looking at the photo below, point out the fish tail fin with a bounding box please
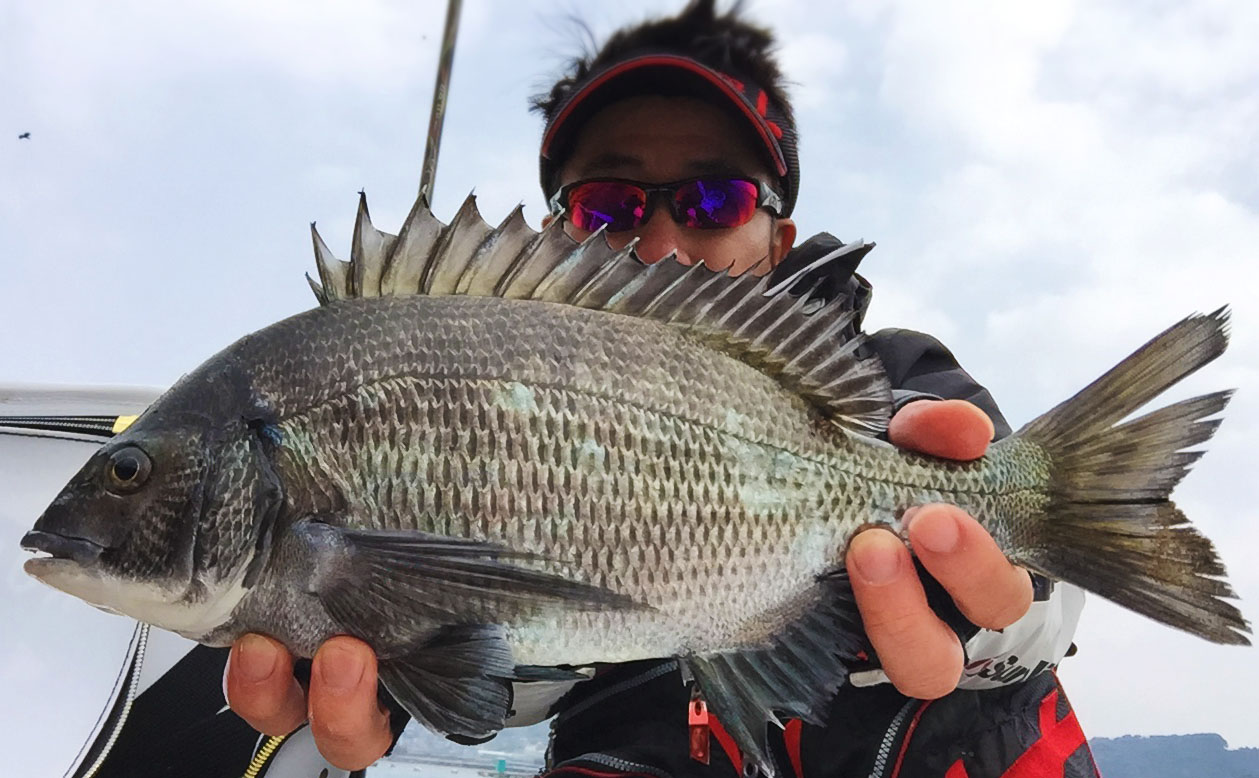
[1009,307,1249,645]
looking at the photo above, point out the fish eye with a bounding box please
[105,447,152,494]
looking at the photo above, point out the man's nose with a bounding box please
[628,206,692,266]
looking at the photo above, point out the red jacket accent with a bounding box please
[1001,688,1088,778]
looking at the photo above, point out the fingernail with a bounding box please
[898,506,922,536]
[318,643,365,692]
[849,531,904,585]
[237,634,278,683]
[913,507,961,553]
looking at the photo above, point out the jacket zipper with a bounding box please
[866,699,917,778]
[559,752,675,778]
[242,734,289,778]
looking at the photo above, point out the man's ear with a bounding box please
[769,217,797,270]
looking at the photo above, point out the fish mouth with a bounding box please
[21,530,106,566]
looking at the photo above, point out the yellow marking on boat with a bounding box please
[112,415,139,434]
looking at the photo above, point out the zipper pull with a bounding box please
[689,698,711,765]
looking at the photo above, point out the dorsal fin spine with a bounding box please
[453,205,530,296]
[310,192,892,434]
[637,261,710,319]
[569,245,641,307]
[494,218,574,298]
[530,234,615,302]
[728,282,784,341]
[748,284,820,355]
[781,311,859,374]
[664,270,731,325]
[311,223,348,301]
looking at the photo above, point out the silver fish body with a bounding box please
[22,194,1248,772]
[207,293,1035,663]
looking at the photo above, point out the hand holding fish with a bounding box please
[848,399,1035,700]
[224,398,1024,769]
[226,633,391,769]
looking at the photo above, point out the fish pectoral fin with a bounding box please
[681,571,868,778]
[379,624,514,740]
[292,518,640,628]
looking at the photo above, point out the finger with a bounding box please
[906,504,1034,630]
[225,633,307,736]
[308,636,393,770]
[888,399,994,461]
[847,528,964,699]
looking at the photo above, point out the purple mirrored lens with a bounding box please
[568,181,647,232]
[674,179,759,229]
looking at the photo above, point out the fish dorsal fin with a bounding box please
[351,192,396,297]
[307,193,890,434]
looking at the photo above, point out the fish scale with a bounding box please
[23,193,1247,777]
[241,298,1023,664]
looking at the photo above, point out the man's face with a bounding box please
[553,95,796,277]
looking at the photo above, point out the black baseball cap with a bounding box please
[539,52,800,217]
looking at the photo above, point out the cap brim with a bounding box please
[540,54,788,178]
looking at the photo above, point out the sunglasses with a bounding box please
[549,176,785,233]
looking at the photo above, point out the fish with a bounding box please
[21,192,1249,774]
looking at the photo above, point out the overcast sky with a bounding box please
[3,0,1258,757]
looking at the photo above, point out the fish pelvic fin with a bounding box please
[681,571,868,777]
[308,192,892,435]
[378,624,514,740]
[1008,307,1249,645]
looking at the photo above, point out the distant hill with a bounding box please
[1089,734,1259,778]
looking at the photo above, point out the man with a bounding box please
[228,2,1094,776]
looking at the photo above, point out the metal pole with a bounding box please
[419,0,464,205]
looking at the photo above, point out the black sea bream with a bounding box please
[22,193,1249,772]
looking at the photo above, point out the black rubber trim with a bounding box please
[0,415,119,437]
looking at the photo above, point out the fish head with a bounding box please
[21,369,281,634]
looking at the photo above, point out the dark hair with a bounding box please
[530,0,795,130]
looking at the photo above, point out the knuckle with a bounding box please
[235,698,301,736]
[864,606,927,638]
[885,646,963,699]
[960,568,1034,629]
[895,670,960,700]
[226,681,273,718]
[312,697,387,745]
[972,588,1033,630]
[314,715,363,745]
[314,714,390,770]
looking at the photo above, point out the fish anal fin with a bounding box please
[682,572,866,778]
